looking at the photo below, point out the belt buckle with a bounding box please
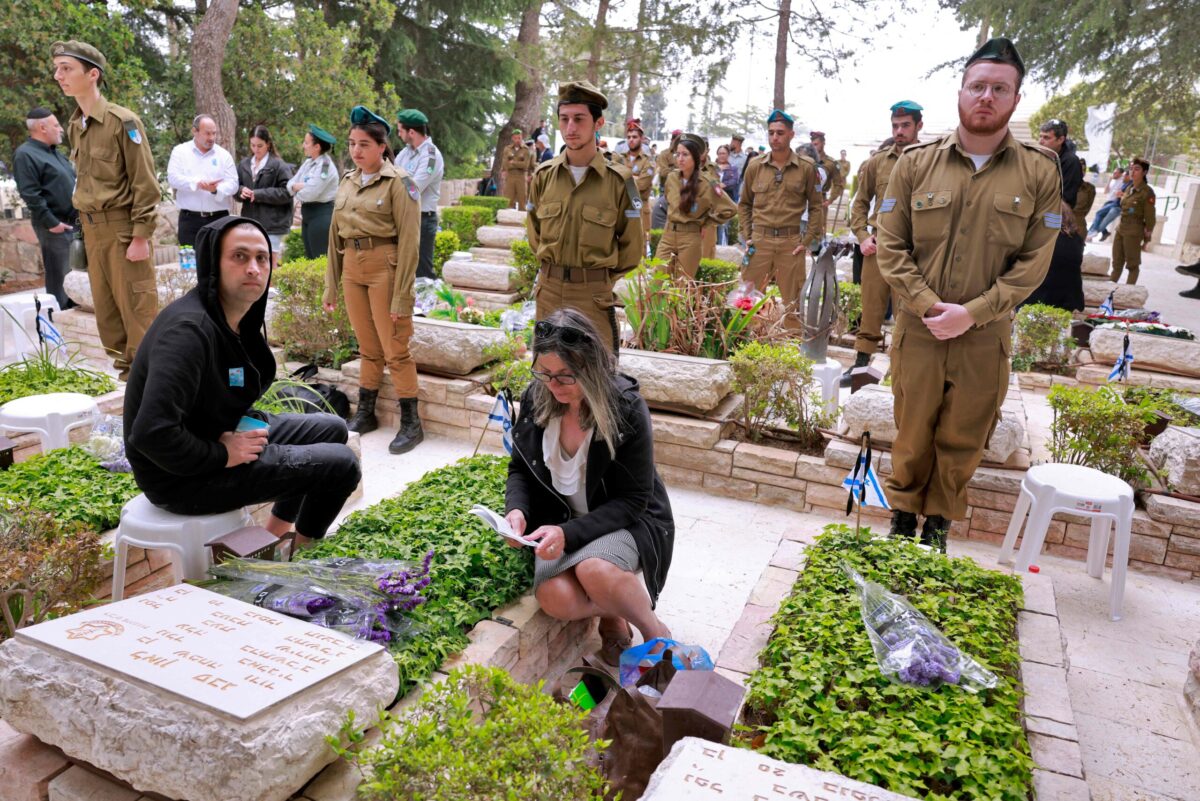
[564,266,577,282]
[352,237,363,251]
[772,227,780,236]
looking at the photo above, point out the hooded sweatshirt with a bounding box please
[124,215,276,504]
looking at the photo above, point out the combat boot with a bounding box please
[921,515,949,553]
[347,388,378,435]
[889,510,917,539]
[389,397,424,454]
[840,351,870,387]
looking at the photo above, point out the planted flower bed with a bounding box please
[0,347,115,405]
[0,447,139,532]
[742,524,1030,801]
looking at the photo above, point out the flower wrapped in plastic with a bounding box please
[842,563,998,692]
[81,415,130,473]
[500,300,537,335]
[725,280,765,313]
[413,277,447,316]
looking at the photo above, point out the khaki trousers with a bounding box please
[81,212,157,378]
[742,233,805,331]
[854,251,892,355]
[503,170,528,210]
[342,246,418,398]
[655,226,703,279]
[1110,231,1143,284]
[701,223,716,259]
[886,312,1011,520]
[535,269,619,353]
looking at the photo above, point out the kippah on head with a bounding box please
[965,36,1025,80]
[27,107,53,120]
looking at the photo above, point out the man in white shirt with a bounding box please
[394,108,445,280]
[167,114,239,246]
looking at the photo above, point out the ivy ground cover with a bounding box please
[742,525,1030,801]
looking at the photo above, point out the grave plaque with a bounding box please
[643,737,921,801]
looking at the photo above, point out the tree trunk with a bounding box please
[976,19,990,48]
[192,0,238,156]
[773,0,790,110]
[491,1,546,195]
[585,0,611,86]
[624,0,650,120]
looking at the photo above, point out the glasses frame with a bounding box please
[531,369,578,386]
[962,81,1016,100]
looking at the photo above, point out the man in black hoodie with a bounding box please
[124,215,360,547]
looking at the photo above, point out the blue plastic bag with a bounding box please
[618,637,715,687]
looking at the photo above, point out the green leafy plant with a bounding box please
[0,447,140,532]
[730,341,831,446]
[648,227,663,255]
[440,206,495,249]
[509,239,540,294]
[329,665,610,801]
[1048,384,1158,484]
[484,335,532,397]
[726,214,741,245]
[1122,386,1200,427]
[305,455,532,691]
[742,523,1031,801]
[280,228,307,265]
[432,229,461,278]
[0,349,116,406]
[457,195,511,213]
[836,280,862,337]
[271,256,358,368]
[696,257,740,284]
[1013,303,1074,373]
[252,379,336,415]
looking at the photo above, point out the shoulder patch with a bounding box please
[122,119,142,145]
[401,175,420,201]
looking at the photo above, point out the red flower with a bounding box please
[735,297,755,311]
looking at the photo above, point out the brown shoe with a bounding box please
[598,621,633,667]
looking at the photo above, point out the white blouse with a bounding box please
[543,415,592,517]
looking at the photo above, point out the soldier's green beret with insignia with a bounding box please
[512,128,523,135]
[51,40,106,72]
[890,100,924,114]
[766,109,794,128]
[308,124,336,147]
[557,80,608,111]
[396,108,428,126]
[350,105,391,137]
[965,36,1025,80]
[679,133,706,152]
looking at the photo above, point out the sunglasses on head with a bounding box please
[534,320,588,346]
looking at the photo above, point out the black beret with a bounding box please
[965,37,1025,80]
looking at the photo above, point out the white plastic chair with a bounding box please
[0,294,60,359]
[0,392,99,451]
[111,494,251,601]
[998,463,1135,621]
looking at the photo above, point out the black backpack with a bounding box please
[271,364,351,419]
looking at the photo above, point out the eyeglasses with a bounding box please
[963,82,1015,99]
[531,370,578,385]
[534,320,588,346]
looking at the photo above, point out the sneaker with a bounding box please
[1099,230,1110,242]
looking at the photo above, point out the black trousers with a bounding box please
[301,201,334,259]
[178,209,229,247]
[418,211,438,279]
[156,413,360,539]
[34,224,73,308]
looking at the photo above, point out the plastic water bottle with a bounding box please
[180,246,194,270]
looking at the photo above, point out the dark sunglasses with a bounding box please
[534,320,588,346]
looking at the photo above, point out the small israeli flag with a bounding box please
[36,314,64,347]
[1107,333,1134,382]
[843,452,890,510]
[1099,291,1115,316]
[487,391,514,454]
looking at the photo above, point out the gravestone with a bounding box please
[0,584,398,801]
[643,737,921,801]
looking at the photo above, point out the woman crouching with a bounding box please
[504,309,674,665]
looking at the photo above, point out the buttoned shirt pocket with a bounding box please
[86,144,121,183]
[987,192,1033,248]
[580,204,616,250]
[536,200,563,221]
[752,170,776,195]
[910,190,952,245]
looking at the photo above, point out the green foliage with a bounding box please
[280,229,307,266]
[1012,303,1074,373]
[836,280,862,337]
[440,206,495,249]
[432,230,461,279]
[743,524,1031,801]
[271,257,357,369]
[1122,386,1200,427]
[730,341,831,446]
[330,665,610,801]
[649,227,664,256]
[253,380,336,416]
[0,348,115,406]
[305,456,532,692]
[1047,385,1158,484]
[459,195,512,213]
[726,213,742,245]
[696,258,740,284]
[509,239,539,294]
[0,448,139,532]
[484,335,532,397]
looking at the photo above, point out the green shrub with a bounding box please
[458,195,511,213]
[432,229,461,278]
[743,524,1030,801]
[331,665,610,801]
[1048,384,1158,484]
[730,340,831,446]
[1122,386,1200,427]
[1013,303,1073,373]
[509,239,539,294]
[440,206,495,249]
[280,228,306,265]
[0,353,115,406]
[0,448,140,532]
[726,214,741,245]
[305,456,532,691]
[271,256,358,368]
[484,335,532,397]
[837,280,862,336]
[696,257,740,284]
[649,227,663,255]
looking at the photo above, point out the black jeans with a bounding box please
[418,211,438,279]
[178,209,229,248]
[34,224,73,308]
[158,413,360,539]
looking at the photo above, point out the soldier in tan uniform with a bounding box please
[1109,157,1156,284]
[323,106,423,455]
[1072,159,1096,237]
[656,133,737,278]
[808,131,846,210]
[52,41,160,380]
[738,109,824,331]
[502,130,535,210]
[836,151,852,187]
[875,37,1060,548]
[615,118,655,252]
[652,130,682,230]
[844,100,924,385]
[526,81,643,352]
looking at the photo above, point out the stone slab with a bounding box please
[475,225,525,249]
[1082,279,1149,310]
[1143,492,1200,528]
[1148,426,1200,496]
[49,766,140,801]
[409,316,509,375]
[620,349,733,414]
[1091,328,1200,379]
[1081,253,1110,276]
[495,208,527,226]
[441,258,518,292]
[642,737,921,801]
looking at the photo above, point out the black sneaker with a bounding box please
[921,515,949,552]
[1099,230,1110,242]
[1175,262,1200,278]
[889,510,918,539]
[1180,283,1200,300]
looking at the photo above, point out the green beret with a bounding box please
[308,124,336,147]
[557,80,608,111]
[396,108,429,126]
[50,40,106,72]
[511,128,522,135]
[679,133,706,152]
[766,109,794,127]
[965,36,1025,80]
[349,105,391,137]
[890,100,924,114]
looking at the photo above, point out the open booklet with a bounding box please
[468,504,538,547]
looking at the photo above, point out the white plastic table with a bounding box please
[0,392,100,451]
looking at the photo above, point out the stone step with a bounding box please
[476,225,525,249]
[1091,328,1200,379]
[1082,279,1147,310]
[442,259,518,292]
[1077,363,1200,392]
[1081,253,1110,276]
[467,247,515,264]
[458,289,522,311]
[496,209,527,226]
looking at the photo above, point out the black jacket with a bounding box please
[12,138,76,230]
[505,375,674,606]
[236,154,294,235]
[124,215,276,504]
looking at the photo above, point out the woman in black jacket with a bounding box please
[504,309,675,665]
[237,125,294,269]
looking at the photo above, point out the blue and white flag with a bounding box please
[487,391,514,454]
[1107,333,1133,382]
[1099,291,1115,316]
[843,452,890,510]
[36,314,64,347]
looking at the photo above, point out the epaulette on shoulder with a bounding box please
[1020,140,1060,162]
[902,138,939,153]
[533,158,556,174]
[341,169,356,180]
[796,152,816,166]
[604,159,632,180]
[107,103,138,122]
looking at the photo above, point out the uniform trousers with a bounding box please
[81,208,157,379]
[701,222,716,259]
[1110,231,1144,284]
[886,311,1011,520]
[417,212,438,280]
[535,267,619,353]
[743,231,805,331]
[33,224,73,309]
[853,251,892,355]
[655,224,703,279]
[503,170,528,210]
[300,201,333,259]
[341,245,418,398]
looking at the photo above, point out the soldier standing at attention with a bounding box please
[502,129,535,211]
[1108,157,1156,284]
[526,81,643,352]
[738,109,824,332]
[875,37,1060,548]
[808,131,846,213]
[655,133,737,278]
[836,150,852,187]
[615,118,655,253]
[843,100,924,386]
[395,108,445,280]
[52,40,160,381]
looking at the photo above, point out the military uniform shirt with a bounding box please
[615,148,655,197]
[738,152,825,247]
[817,153,845,200]
[290,154,339,204]
[850,143,904,243]
[663,170,737,226]
[1071,180,1096,235]
[525,151,642,274]
[655,149,677,189]
[394,138,444,212]
[503,143,535,174]
[1116,182,1156,236]
[68,96,159,239]
[874,130,1061,326]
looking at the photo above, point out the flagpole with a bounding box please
[471,406,492,457]
[856,431,869,540]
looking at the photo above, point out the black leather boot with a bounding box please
[347,388,378,435]
[921,515,949,552]
[389,397,424,454]
[889,510,917,538]
[840,351,871,387]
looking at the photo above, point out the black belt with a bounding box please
[343,235,398,250]
[180,209,227,218]
[540,265,610,283]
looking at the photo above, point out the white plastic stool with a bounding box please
[0,294,60,358]
[0,392,99,451]
[998,463,1135,621]
[111,494,251,601]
